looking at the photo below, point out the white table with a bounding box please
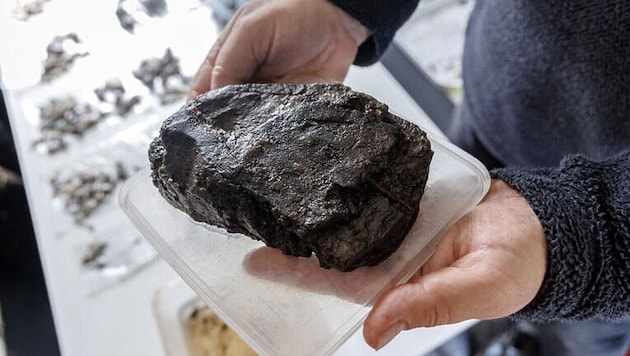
[0,1,476,355]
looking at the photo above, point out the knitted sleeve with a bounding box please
[327,0,421,65]
[491,150,630,322]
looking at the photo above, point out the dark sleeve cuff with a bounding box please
[328,0,421,65]
[490,151,630,322]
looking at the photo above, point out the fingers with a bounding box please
[187,0,364,98]
[187,48,216,100]
[363,262,507,350]
[187,5,257,99]
[188,14,234,99]
[362,182,548,351]
[209,19,264,90]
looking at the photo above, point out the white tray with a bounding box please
[120,130,490,356]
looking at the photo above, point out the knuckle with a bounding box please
[414,282,452,327]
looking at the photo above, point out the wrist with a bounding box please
[334,3,371,46]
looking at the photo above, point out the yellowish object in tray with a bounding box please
[186,303,257,356]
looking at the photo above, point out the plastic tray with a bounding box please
[152,278,199,356]
[119,130,490,356]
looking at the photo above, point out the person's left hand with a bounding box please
[187,0,369,98]
[363,179,547,350]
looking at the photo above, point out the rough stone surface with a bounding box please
[149,83,433,272]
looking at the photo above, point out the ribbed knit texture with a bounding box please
[492,151,630,321]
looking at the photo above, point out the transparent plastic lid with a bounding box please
[119,130,490,356]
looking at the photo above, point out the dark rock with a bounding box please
[149,83,433,272]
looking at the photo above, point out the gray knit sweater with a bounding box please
[329,0,630,321]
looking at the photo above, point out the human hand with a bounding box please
[363,179,547,350]
[187,0,370,98]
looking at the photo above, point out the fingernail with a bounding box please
[375,321,406,351]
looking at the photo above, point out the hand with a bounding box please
[187,0,370,98]
[363,179,547,350]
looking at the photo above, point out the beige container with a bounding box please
[153,278,257,356]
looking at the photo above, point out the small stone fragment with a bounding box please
[133,49,189,105]
[12,0,50,21]
[50,162,131,228]
[32,95,106,154]
[115,0,168,33]
[94,79,142,117]
[81,241,108,269]
[41,33,89,82]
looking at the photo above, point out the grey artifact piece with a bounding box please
[149,83,433,272]
[41,33,89,82]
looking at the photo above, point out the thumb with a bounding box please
[363,262,512,350]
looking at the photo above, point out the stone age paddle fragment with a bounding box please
[149,83,433,272]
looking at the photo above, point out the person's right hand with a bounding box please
[187,0,370,99]
[363,179,547,350]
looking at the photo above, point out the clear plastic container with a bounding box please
[152,278,199,356]
[119,131,490,356]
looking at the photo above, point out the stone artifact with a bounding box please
[12,0,50,21]
[33,95,105,154]
[133,49,189,105]
[50,162,130,227]
[149,83,433,272]
[41,33,89,82]
[115,0,168,33]
[93,79,142,117]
